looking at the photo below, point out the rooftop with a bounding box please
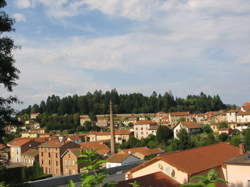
[7,138,32,147]
[129,143,240,176]
[225,152,250,165]
[171,112,189,116]
[179,121,201,129]
[22,148,39,157]
[107,153,130,163]
[134,120,156,125]
[117,172,180,187]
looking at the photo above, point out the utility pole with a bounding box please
[109,100,115,154]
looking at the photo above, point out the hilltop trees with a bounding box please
[19,91,229,116]
[0,0,20,141]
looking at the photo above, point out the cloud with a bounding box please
[12,0,250,107]
[13,13,26,22]
[15,0,32,9]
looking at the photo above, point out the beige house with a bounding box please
[21,148,39,167]
[85,130,131,144]
[134,120,159,140]
[225,149,250,187]
[169,112,190,123]
[173,121,201,139]
[79,115,91,126]
[120,147,164,160]
[124,143,241,186]
[7,138,38,163]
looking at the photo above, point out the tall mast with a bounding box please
[109,100,115,154]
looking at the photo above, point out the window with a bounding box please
[48,152,51,158]
[56,153,58,158]
[41,152,43,157]
[56,161,58,166]
[49,160,51,165]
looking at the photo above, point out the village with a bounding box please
[1,102,250,186]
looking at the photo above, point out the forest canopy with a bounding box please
[19,90,235,116]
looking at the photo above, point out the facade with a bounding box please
[30,113,40,119]
[125,143,241,186]
[21,148,39,167]
[7,138,38,163]
[106,153,141,168]
[85,130,131,144]
[169,112,190,123]
[173,121,201,139]
[38,140,79,176]
[62,148,83,176]
[134,120,159,140]
[79,115,91,126]
[120,147,164,160]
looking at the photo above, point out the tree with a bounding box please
[176,129,194,150]
[0,0,20,141]
[181,169,227,187]
[218,133,228,142]
[202,125,213,134]
[78,149,116,187]
[243,128,250,150]
[156,125,173,144]
[218,122,228,129]
[229,135,242,146]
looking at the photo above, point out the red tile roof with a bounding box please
[7,138,32,147]
[39,139,65,148]
[134,120,156,125]
[237,111,250,116]
[87,130,130,136]
[121,147,163,157]
[117,172,180,187]
[129,143,240,176]
[171,112,190,116]
[242,102,250,111]
[80,142,110,155]
[179,121,201,129]
[107,153,130,163]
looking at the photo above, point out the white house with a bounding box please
[106,153,141,168]
[173,121,202,139]
[134,120,159,140]
[236,111,250,123]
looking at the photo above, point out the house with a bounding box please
[134,120,159,140]
[173,121,201,139]
[80,142,110,156]
[125,143,241,186]
[224,144,250,187]
[106,153,141,168]
[7,138,38,163]
[62,142,110,176]
[61,147,84,176]
[30,113,40,119]
[241,102,250,112]
[169,112,190,124]
[21,148,39,167]
[79,115,91,126]
[38,139,79,176]
[237,111,250,123]
[120,147,164,160]
[226,110,240,123]
[117,172,180,187]
[85,130,131,144]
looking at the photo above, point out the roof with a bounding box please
[39,139,64,148]
[129,143,240,176]
[121,147,163,158]
[149,125,159,130]
[171,112,189,116]
[117,172,180,187]
[80,142,110,155]
[225,152,250,165]
[242,102,250,111]
[134,120,156,125]
[237,111,250,116]
[7,138,32,147]
[67,147,83,158]
[227,109,240,113]
[22,148,39,157]
[179,121,201,129]
[107,153,130,163]
[87,130,130,136]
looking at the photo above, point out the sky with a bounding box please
[3,0,250,109]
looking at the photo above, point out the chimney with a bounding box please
[110,100,115,154]
[239,144,246,155]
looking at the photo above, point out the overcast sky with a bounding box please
[4,0,250,109]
